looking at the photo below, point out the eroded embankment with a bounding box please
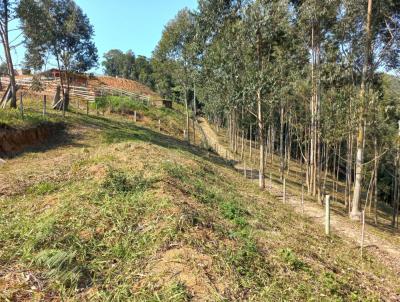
[0,122,64,157]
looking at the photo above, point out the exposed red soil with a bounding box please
[0,123,64,157]
[89,76,159,98]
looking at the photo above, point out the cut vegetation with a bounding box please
[0,0,400,301]
[1,99,399,301]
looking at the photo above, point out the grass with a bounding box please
[0,107,60,128]
[28,181,59,195]
[0,100,399,301]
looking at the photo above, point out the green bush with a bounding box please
[94,96,148,114]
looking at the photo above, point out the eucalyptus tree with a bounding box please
[338,0,400,220]
[160,0,400,223]
[196,0,305,189]
[0,0,19,108]
[370,75,400,226]
[151,56,176,100]
[290,0,340,200]
[239,0,304,188]
[18,0,98,111]
[153,8,198,143]
[195,0,247,129]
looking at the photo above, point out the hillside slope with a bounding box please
[198,118,400,273]
[0,109,399,301]
[89,76,160,99]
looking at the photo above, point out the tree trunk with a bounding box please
[322,143,329,197]
[335,143,341,203]
[0,0,17,108]
[271,124,275,165]
[280,103,285,181]
[63,89,69,113]
[351,0,373,220]
[352,122,366,219]
[184,88,190,144]
[392,121,400,227]
[332,144,337,201]
[305,126,310,193]
[249,124,252,162]
[258,89,265,189]
[374,136,379,224]
[256,27,265,189]
[63,72,71,113]
[392,165,398,227]
[316,38,322,203]
[234,111,238,154]
[241,130,245,160]
[52,85,61,108]
[310,22,317,197]
[193,84,197,144]
[286,116,292,176]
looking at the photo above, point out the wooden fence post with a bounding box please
[86,100,89,116]
[19,92,24,119]
[43,95,47,117]
[134,111,137,123]
[325,195,331,236]
[158,119,161,131]
[244,161,247,178]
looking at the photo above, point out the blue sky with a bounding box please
[76,1,198,59]
[9,0,198,74]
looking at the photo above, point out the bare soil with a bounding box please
[0,122,64,157]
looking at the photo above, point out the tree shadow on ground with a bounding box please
[1,122,88,159]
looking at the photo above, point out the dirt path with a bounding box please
[198,118,400,275]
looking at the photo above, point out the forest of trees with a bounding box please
[102,50,156,90]
[150,0,400,225]
[101,49,181,102]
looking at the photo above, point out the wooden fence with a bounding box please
[0,77,152,103]
[0,77,96,102]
